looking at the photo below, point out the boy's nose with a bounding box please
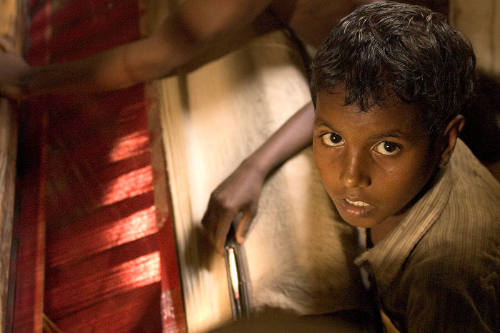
[340,152,371,189]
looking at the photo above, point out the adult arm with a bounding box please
[0,0,273,98]
[202,101,315,253]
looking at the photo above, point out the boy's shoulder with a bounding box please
[449,138,500,190]
[441,138,500,227]
[358,139,499,292]
[407,138,499,278]
[398,238,499,332]
[392,147,499,330]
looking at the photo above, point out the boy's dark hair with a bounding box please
[311,1,476,137]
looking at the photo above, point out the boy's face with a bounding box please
[313,87,441,231]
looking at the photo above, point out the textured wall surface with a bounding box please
[450,0,500,75]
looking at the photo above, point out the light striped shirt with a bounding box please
[355,139,500,332]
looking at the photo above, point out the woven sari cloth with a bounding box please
[13,0,185,331]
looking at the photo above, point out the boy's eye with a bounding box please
[321,132,344,147]
[373,141,401,156]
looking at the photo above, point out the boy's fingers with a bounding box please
[235,209,255,244]
[214,210,235,253]
[202,206,234,255]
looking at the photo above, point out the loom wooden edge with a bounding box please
[0,0,28,332]
[0,99,18,333]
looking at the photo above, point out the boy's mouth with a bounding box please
[345,198,369,207]
[337,197,375,218]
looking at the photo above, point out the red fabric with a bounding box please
[159,221,186,331]
[14,0,186,331]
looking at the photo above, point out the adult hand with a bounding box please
[0,36,30,99]
[201,158,266,254]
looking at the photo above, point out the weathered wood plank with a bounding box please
[0,0,24,331]
[0,99,17,333]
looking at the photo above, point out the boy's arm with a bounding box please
[201,102,315,253]
[0,0,272,99]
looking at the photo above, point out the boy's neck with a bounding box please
[369,217,402,245]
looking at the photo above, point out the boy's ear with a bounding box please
[438,115,465,168]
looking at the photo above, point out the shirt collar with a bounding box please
[354,162,453,293]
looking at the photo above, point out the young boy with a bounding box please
[309,2,499,331]
[0,0,450,253]
[208,2,498,332]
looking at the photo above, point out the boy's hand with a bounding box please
[0,36,29,100]
[201,159,265,255]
